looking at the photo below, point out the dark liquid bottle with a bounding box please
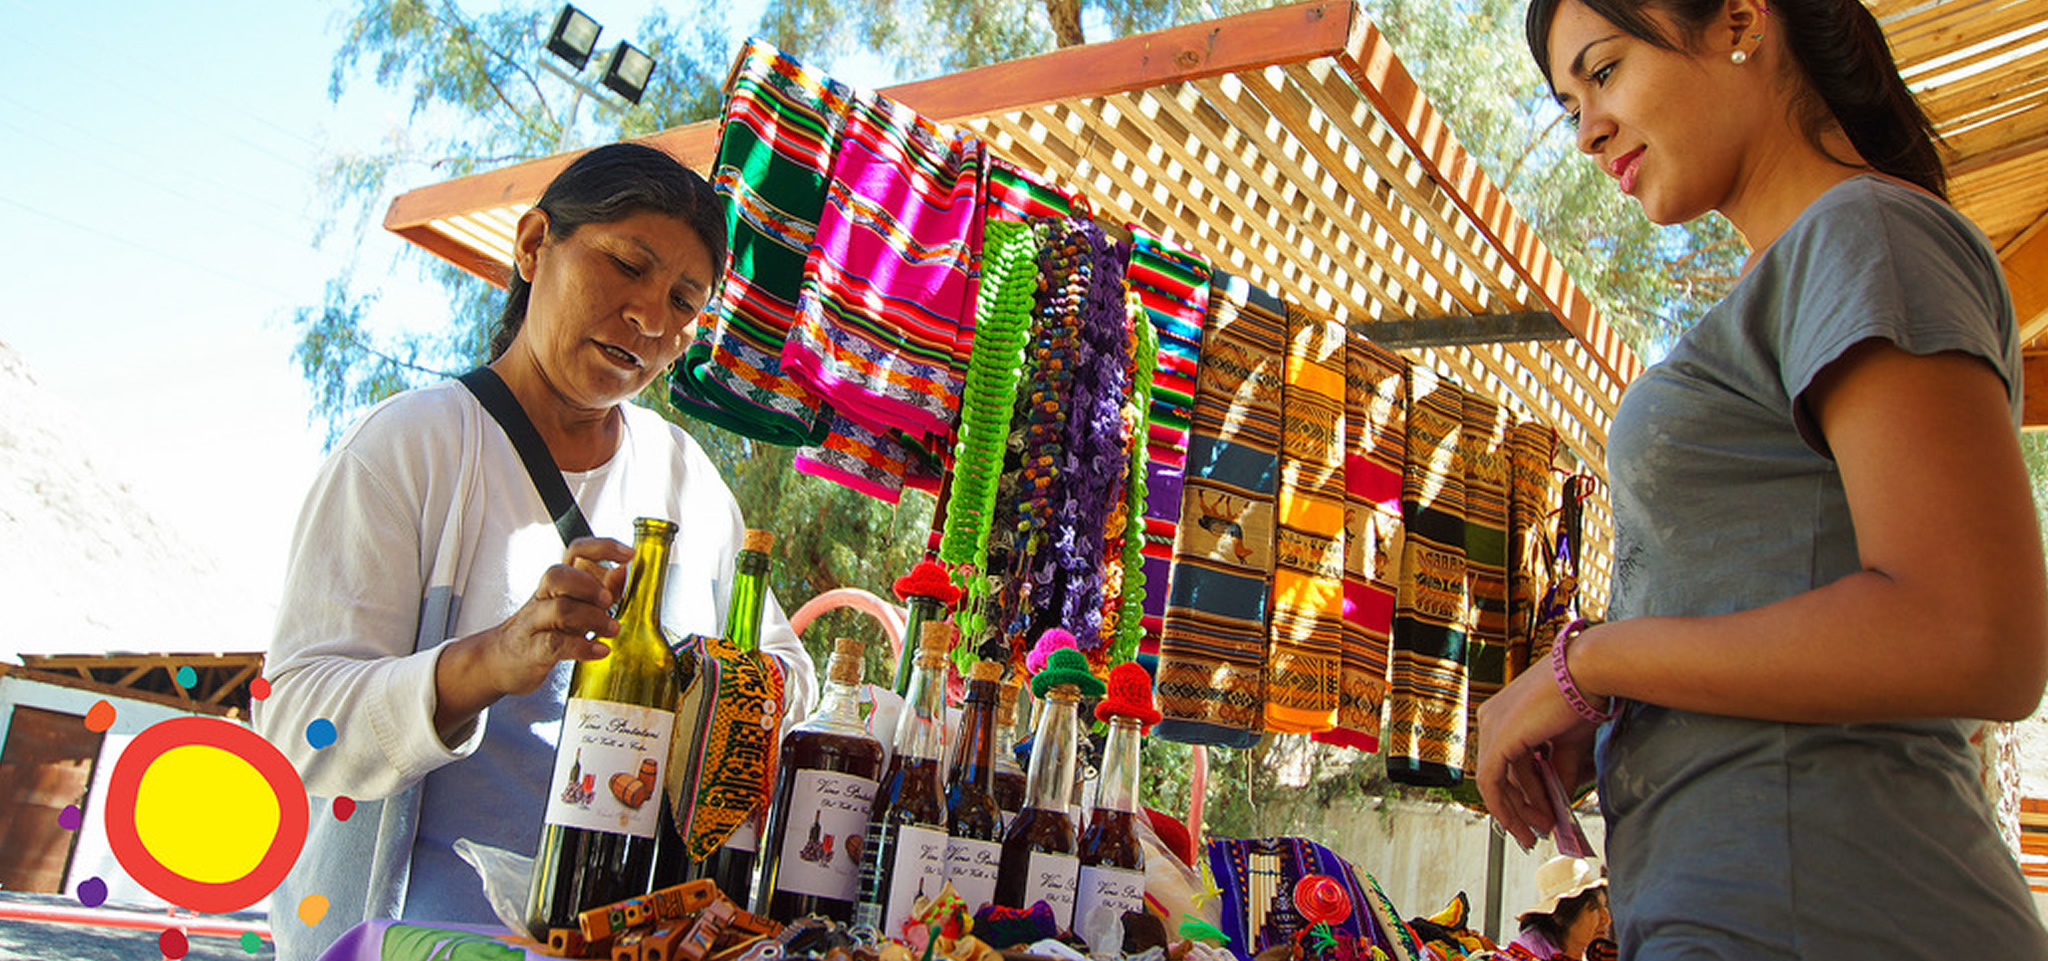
[755,638,885,922]
[992,679,1028,818]
[525,518,682,940]
[943,662,1006,915]
[1076,713,1147,958]
[994,683,1083,932]
[854,622,953,938]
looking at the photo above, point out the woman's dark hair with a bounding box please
[489,141,726,360]
[1524,0,1945,199]
[1522,887,1606,947]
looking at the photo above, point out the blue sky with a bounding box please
[0,0,900,652]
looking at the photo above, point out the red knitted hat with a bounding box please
[1095,661,1162,730]
[893,558,962,608]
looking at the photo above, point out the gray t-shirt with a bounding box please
[1598,175,2045,959]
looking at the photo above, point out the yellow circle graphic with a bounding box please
[133,744,281,884]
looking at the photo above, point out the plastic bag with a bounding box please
[454,836,534,936]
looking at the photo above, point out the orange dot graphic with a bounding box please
[297,894,329,926]
[84,699,116,733]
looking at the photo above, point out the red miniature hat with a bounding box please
[1095,661,1162,730]
[893,558,962,608]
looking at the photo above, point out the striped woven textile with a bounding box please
[793,412,916,503]
[1385,365,1470,787]
[782,89,985,441]
[985,158,1083,223]
[1265,301,1348,734]
[1315,336,1406,752]
[1126,231,1211,657]
[1155,273,1282,748]
[1459,394,1513,779]
[673,38,845,445]
[1505,421,1560,678]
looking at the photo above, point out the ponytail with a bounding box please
[1525,0,1945,198]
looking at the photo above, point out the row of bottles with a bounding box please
[518,522,1154,952]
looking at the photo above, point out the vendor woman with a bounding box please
[255,143,816,961]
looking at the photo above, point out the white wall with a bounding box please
[0,675,268,914]
[1312,795,1607,946]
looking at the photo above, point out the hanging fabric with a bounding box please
[782,89,986,441]
[1155,272,1283,748]
[1125,231,1212,658]
[674,38,845,445]
[1505,421,1561,678]
[1105,304,1158,668]
[1264,301,1348,734]
[1458,394,1514,780]
[1385,366,1469,786]
[984,157,1085,223]
[1315,336,1406,753]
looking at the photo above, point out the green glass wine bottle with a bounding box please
[525,517,682,940]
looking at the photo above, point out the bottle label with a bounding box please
[771,770,877,901]
[1075,864,1147,955]
[542,698,675,838]
[943,837,1003,915]
[883,824,949,937]
[1023,851,1081,931]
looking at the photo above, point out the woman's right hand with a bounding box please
[434,537,633,743]
[482,536,635,697]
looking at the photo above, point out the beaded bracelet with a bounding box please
[1551,617,1617,723]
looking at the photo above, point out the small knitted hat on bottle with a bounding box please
[893,558,962,608]
[1095,661,1162,731]
[1032,647,1106,698]
[1026,628,1078,675]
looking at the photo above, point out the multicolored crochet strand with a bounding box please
[1109,288,1158,667]
[1045,226,1132,653]
[999,223,1085,653]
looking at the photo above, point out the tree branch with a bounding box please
[1045,0,1085,46]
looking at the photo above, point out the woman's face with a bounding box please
[1560,889,1612,958]
[1544,0,1763,225]
[511,208,714,414]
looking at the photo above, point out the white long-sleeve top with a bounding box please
[255,380,815,959]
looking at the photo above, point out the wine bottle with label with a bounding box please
[943,661,1005,916]
[754,637,884,922]
[690,529,776,900]
[525,518,682,940]
[994,647,1103,933]
[853,621,953,939]
[1075,663,1156,958]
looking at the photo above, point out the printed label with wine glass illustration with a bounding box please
[542,698,675,837]
[772,769,879,900]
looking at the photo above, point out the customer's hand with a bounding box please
[1476,661,1598,851]
[484,536,634,697]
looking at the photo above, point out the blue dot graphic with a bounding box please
[175,666,197,688]
[306,718,337,750]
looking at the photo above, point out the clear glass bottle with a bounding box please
[1076,712,1147,958]
[943,661,1005,915]
[525,518,681,939]
[994,683,1083,932]
[992,679,1028,819]
[754,637,884,922]
[853,621,952,938]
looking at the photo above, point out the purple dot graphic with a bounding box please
[58,804,82,831]
[306,718,337,749]
[77,877,107,907]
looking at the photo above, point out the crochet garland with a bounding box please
[1043,227,1132,652]
[1109,291,1157,665]
[937,219,1042,665]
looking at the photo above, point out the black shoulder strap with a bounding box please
[457,367,595,546]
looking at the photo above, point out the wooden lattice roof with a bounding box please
[1872,0,2048,411]
[5,653,264,718]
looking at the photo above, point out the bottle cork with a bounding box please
[968,660,1001,682]
[741,529,775,554]
[917,619,954,656]
[996,678,1022,726]
[828,637,865,686]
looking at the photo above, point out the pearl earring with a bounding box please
[1731,49,1749,64]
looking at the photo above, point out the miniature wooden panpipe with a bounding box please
[543,879,782,960]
